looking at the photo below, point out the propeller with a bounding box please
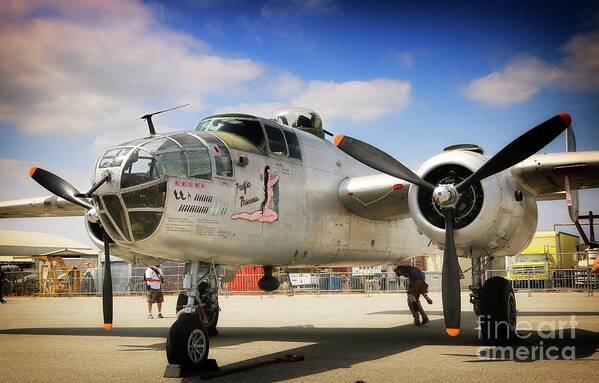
[29,167,93,210]
[29,167,114,330]
[334,113,572,336]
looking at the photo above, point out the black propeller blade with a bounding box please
[103,230,113,330]
[29,166,113,330]
[441,209,460,336]
[333,135,435,190]
[456,113,571,192]
[333,113,572,337]
[29,167,93,210]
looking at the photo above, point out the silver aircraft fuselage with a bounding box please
[93,119,431,267]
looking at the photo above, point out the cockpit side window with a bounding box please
[197,117,266,152]
[282,130,302,160]
[202,134,233,177]
[264,124,288,156]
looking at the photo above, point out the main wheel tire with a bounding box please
[480,277,517,345]
[166,315,210,367]
[176,292,220,335]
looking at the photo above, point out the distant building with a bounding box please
[0,230,97,271]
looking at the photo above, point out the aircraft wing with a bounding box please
[511,151,599,198]
[0,195,85,218]
[338,174,411,221]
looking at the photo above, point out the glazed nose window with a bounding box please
[121,149,161,188]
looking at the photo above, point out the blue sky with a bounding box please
[0,0,598,245]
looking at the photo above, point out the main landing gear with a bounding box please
[167,261,220,367]
[468,256,517,344]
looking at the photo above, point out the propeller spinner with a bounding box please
[334,113,572,336]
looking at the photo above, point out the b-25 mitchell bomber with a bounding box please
[1,107,598,367]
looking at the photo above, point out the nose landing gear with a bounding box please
[167,261,220,368]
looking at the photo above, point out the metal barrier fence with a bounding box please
[2,269,597,297]
[486,268,598,293]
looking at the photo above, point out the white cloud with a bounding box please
[463,58,562,106]
[267,72,305,99]
[214,102,288,118]
[0,158,89,200]
[560,31,599,91]
[292,78,411,121]
[0,0,263,135]
[216,77,411,122]
[463,31,599,106]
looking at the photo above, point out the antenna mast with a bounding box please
[140,104,189,135]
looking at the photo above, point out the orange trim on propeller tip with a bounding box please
[29,167,37,177]
[446,328,460,337]
[103,323,113,330]
[333,134,345,147]
[558,112,572,126]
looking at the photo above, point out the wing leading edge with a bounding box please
[511,151,599,198]
[0,195,85,218]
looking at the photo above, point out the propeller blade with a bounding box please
[333,135,435,190]
[456,113,571,192]
[29,167,93,210]
[102,229,113,330]
[441,208,461,336]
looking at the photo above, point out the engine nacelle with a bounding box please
[408,148,538,257]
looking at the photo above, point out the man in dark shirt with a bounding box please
[0,268,8,304]
[395,265,433,326]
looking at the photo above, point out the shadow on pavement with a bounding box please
[2,316,597,382]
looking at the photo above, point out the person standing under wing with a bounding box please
[144,264,165,319]
[394,265,433,326]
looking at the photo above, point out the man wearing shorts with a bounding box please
[145,265,164,319]
[395,265,433,326]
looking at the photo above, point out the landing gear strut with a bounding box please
[167,261,220,367]
[469,256,517,344]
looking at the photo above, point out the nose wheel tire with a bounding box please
[166,315,210,367]
[480,277,517,345]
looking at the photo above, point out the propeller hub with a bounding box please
[432,184,460,208]
[85,207,100,224]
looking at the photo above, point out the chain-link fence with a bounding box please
[2,268,597,297]
[486,268,598,293]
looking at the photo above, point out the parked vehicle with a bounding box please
[575,249,599,288]
[507,231,579,288]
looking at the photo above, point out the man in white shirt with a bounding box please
[144,265,164,319]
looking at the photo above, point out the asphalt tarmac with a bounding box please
[0,292,598,382]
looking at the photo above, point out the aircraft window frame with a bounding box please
[99,147,132,169]
[120,148,163,189]
[168,133,213,180]
[129,211,163,241]
[281,129,302,161]
[196,133,234,179]
[263,123,288,157]
[144,136,189,178]
[102,194,132,241]
[196,117,268,153]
